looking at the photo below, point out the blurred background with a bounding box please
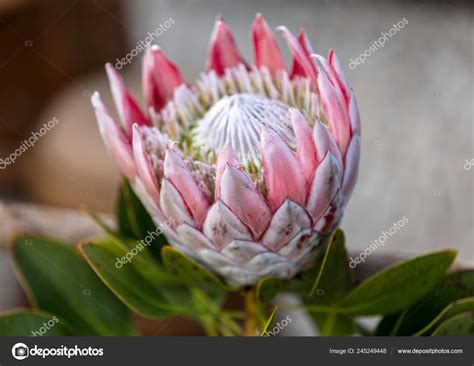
[0,0,472,293]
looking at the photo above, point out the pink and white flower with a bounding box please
[92,15,361,286]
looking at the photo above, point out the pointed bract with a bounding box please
[313,117,343,167]
[92,92,136,180]
[215,143,240,199]
[290,108,317,183]
[142,46,185,112]
[313,53,348,119]
[261,125,307,211]
[298,29,314,54]
[291,28,314,78]
[252,14,286,76]
[278,26,317,86]
[316,65,351,157]
[349,91,361,136]
[328,49,350,104]
[342,135,360,203]
[132,125,160,204]
[105,64,149,138]
[306,152,342,220]
[163,148,209,223]
[219,165,272,238]
[207,18,249,76]
[160,178,194,227]
[202,200,253,249]
[262,199,312,251]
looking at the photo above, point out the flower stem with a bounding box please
[243,288,258,336]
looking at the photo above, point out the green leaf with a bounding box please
[0,310,70,336]
[117,180,157,239]
[373,313,401,336]
[117,180,173,260]
[257,230,355,335]
[414,297,474,335]
[307,229,355,335]
[80,241,194,319]
[256,278,288,304]
[431,310,474,336]
[116,181,169,262]
[88,210,157,267]
[161,246,234,294]
[308,229,352,299]
[259,306,279,336]
[189,288,227,336]
[314,313,356,336]
[13,236,137,335]
[341,249,457,315]
[377,270,474,335]
[255,269,321,305]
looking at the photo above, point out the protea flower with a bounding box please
[92,15,360,287]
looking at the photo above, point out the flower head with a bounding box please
[92,15,360,286]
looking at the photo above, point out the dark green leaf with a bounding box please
[315,314,356,336]
[161,246,234,294]
[341,250,457,315]
[256,278,288,304]
[431,310,474,336]
[80,241,193,319]
[116,180,168,259]
[255,270,322,305]
[88,210,157,267]
[117,180,155,237]
[374,313,401,336]
[307,229,355,335]
[0,310,70,336]
[308,229,352,300]
[414,297,474,335]
[378,270,474,335]
[13,236,136,335]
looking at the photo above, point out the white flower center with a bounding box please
[193,93,294,164]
